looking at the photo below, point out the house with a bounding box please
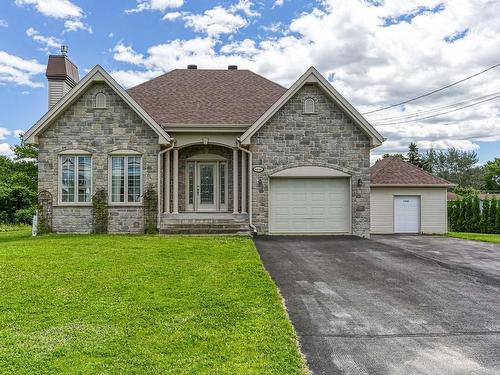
[370,157,454,234]
[25,48,384,237]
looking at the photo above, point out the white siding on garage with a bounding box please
[270,178,350,234]
[370,187,448,234]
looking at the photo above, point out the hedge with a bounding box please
[448,197,500,233]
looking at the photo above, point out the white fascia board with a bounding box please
[24,65,172,145]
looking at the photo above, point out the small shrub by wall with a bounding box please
[92,189,108,234]
[143,186,158,234]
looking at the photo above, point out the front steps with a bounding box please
[160,213,250,235]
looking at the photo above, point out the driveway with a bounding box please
[254,235,500,375]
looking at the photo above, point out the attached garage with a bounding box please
[269,167,351,234]
[370,158,454,234]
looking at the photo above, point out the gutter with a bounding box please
[157,141,175,230]
[237,140,257,235]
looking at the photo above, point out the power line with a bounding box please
[372,94,500,126]
[367,91,500,122]
[362,63,500,115]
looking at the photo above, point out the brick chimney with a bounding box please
[46,45,79,109]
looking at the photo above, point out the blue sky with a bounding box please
[0,0,499,163]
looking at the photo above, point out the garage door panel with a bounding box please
[394,196,420,233]
[270,178,350,234]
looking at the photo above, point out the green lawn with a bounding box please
[0,229,307,374]
[448,232,500,244]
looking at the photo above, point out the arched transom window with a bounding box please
[95,92,107,108]
[304,97,316,114]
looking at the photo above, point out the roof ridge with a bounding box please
[370,158,392,180]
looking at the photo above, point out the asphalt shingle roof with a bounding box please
[370,157,454,186]
[127,69,287,126]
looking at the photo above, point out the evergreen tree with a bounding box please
[407,142,425,169]
[471,196,481,232]
[495,199,500,234]
[481,199,490,233]
[448,202,455,231]
[488,198,497,233]
[457,199,465,232]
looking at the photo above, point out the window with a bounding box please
[304,97,315,113]
[95,92,107,108]
[110,156,142,203]
[60,155,91,203]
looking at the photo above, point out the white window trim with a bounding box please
[58,154,93,206]
[108,155,143,206]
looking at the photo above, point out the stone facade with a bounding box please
[37,82,160,233]
[249,84,371,237]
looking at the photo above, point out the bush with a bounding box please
[450,196,499,234]
[13,207,36,224]
[92,189,108,234]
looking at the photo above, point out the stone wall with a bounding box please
[37,82,160,233]
[249,84,371,237]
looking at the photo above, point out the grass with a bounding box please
[448,232,500,244]
[0,229,307,374]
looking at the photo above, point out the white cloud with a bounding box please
[15,0,83,19]
[21,91,30,95]
[125,0,184,13]
[0,128,11,140]
[112,43,145,65]
[26,27,62,52]
[273,0,284,7]
[110,69,163,88]
[0,143,13,157]
[0,19,8,28]
[63,19,93,33]
[261,22,284,33]
[183,6,248,37]
[162,11,183,21]
[0,50,45,87]
[108,32,115,38]
[230,0,260,17]
[111,0,500,159]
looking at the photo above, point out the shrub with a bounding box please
[143,186,158,234]
[92,189,108,234]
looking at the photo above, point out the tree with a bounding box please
[382,153,405,160]
[488,198,497,233]
[423,148,483,188]
[480,199,490,233]
[484,158,500,191]
[406,142,425,169]
[0,135,38,224]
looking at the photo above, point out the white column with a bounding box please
[233,148,239,214]
[241,151,247,214]
[165,151,170,214]
[173,148,179,214]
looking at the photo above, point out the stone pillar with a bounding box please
[233,148,239,214]
[165,151,170,214]
[241,151,247,214]
[173,148,179,214]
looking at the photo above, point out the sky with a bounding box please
[0,0,499,163]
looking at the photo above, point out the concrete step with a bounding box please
[160,227,250,235]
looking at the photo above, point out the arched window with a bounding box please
[95,92,107,108]
[304,97,315,113]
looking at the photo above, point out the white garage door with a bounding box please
[394,196,420,233]
[269,178,350,234]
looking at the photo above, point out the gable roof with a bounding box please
[239,66,384,147]
[24,65,171,145]
[127,69,286,127]
[370,157,454,187]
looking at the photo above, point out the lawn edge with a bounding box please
[250,240,311,375]
[448,232,500,244]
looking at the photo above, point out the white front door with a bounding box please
[394,196,420,233]
[269,178,350,234]
[197,162,217,211]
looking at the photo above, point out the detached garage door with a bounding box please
[269,178,350,234]
[394,196,420,233]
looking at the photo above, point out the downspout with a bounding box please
[237,140,257,235]
[157,141,175,230]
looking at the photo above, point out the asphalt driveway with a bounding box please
[254,235,500,375]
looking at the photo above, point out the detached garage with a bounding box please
[370,158,454,234]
